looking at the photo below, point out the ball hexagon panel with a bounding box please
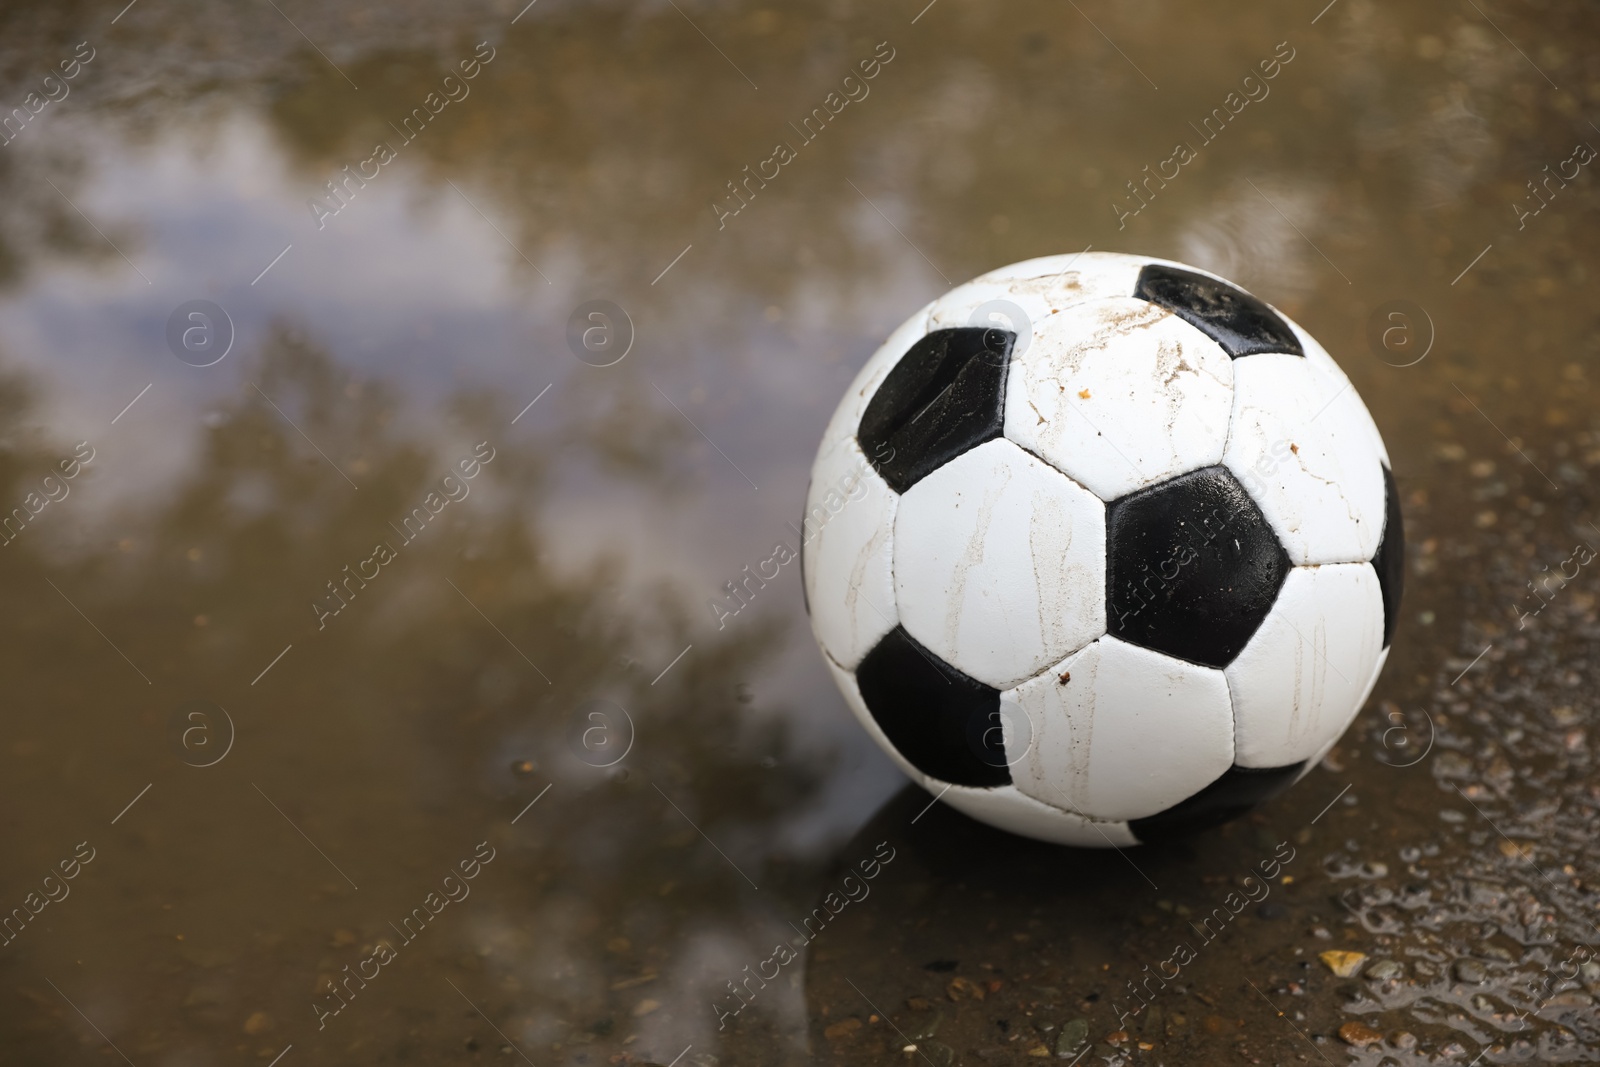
[1361,646,1390,711]
[1293,643,1392,787]
[1372,464,1405,648]
[1003,636,1236,822]
[798,477,811,617]
[1133,263,1304,358]
[941,783,1138,848]
[854,625,1007,788]
[1225,563,1385,769]
[856,326,1013,494]
[894,437,1107,690]
[965,251,1149,303]
[1286,319,1390,469]
[926,252,1150,339]
[1224,353,1387,566]
[801,438,899,671]
[1003,298,1235,502]
[1105,465,1290,669]
[1129,762,1304,844]
[924,282,1057,354]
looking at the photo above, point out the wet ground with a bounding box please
[0,0,1597,1064]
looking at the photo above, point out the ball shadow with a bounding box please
[801,782,1302,1063]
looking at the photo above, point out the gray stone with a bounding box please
[1057,1018,1090,1057]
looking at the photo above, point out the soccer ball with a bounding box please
[802,252,1402,847]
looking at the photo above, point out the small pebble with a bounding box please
[947,976,984,1001]
[1497,840,1533,861]
[1367,960,1403,980]
[1319,950,1367,977]
[1454,959,1488,984]
[1338,1021,1384,1048]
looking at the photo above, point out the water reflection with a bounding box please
[0,324,830,1063]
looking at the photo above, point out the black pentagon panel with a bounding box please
[1371,464,1404,648]
[1106,466,1290,669]
[1130,762,1303,844]
[857,327,1014,494]
[1133,264,1303,358]
[855,625,1008,788]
